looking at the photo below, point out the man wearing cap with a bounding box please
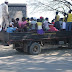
[2,0,9,31]
[6,24,16,33]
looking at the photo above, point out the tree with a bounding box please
[28,0,72,14]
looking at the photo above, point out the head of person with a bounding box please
[16,18,19,22]
[33,17,37,21]
[40,16,44,20]
[5,0,8,5]
[9,24,12,27]
[37,19,39,22]
[27,18,29,21]
[69,10,72,13]
[64,13,66,16]
[51,20,54,23]
[30,17,33,21]
[40,17,44,22]
[22,17,26,21]
[40,16,42,19]
[45,18,48,21]
[56,11,58,15]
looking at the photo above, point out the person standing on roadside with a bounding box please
[2,0,9,31]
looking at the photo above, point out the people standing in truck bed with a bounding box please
[30,17,37,31]
[59,18,63,29]
[54,12,60,30]
[21,17,28,32]
[13,18,19,28]
[37,19,44,34]
[18,17,28,32]
[26,18,31,31]
[66,10,72,31]
[62,13,67,30]
[10,18,15,27]
[43,18,50,31]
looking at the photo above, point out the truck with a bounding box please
[0,4,72,55]
[0,31,72,55]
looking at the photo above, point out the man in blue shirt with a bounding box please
[6,24,16,33]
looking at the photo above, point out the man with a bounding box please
[54,11,60,30]
[2,0,9,31]
[0,4,2,28]
[66,10,72,31]
[6,24,16,33]
[62,13,67,30]
[43,18,50,31]
[30,17,37,31]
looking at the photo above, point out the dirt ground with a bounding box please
[0,44,72,72]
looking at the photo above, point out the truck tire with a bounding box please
[29,42,41,55]
[16,48,23,52]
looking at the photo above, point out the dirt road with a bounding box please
[0,44,72,72]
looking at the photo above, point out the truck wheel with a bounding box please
[29,42,41,55]
[16,48,23,52]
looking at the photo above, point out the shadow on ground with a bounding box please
[0,44,72,72]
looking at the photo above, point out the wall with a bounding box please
[8,4,27,21]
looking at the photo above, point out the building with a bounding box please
[8,3,27,21]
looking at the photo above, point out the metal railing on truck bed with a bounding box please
[8,31,71,41]
[0,31,72,42]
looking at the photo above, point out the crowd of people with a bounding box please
[0,10,71,34]
[5,16,58,34]
[4,9,72,34]
[1,1,72,34]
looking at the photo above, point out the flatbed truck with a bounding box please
[0,31,72,55]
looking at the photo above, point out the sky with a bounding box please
[0,0,26,4]
[0,0,71,4]
[0,0,72,22]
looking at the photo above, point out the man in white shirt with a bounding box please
[43,18,50,31]
[0,4,2,29]
[2,0,9,30]
[30,17,37,30]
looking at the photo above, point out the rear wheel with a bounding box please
[29,42,41,55]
